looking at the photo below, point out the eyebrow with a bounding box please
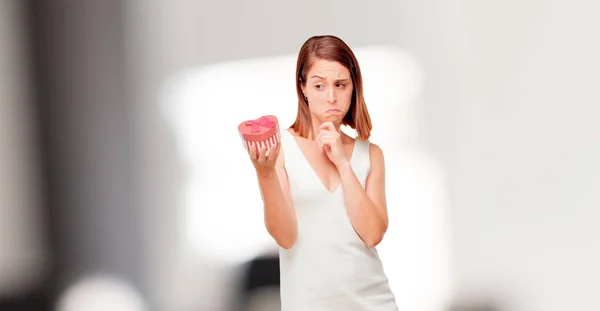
[310,75,350,82]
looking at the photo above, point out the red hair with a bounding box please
[290,35,372,141]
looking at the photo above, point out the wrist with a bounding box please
[335,161,351,171]
[256,167,277,179]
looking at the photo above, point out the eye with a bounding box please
[314,84,324,89]
[336,83,346,88]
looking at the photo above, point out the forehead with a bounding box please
[307,59,350,78]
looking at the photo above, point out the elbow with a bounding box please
[266,224,297,250]
[278,239,296,250]
[275,234,297,250]
[364,233,384,248]
[364,222,387,248]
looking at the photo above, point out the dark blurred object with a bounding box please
[1,0,144,310]
[0,290,52,311]
[0,0,52,310]
[25,0,142,293]
[232,255,280,311]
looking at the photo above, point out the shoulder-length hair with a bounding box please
[290,35,373,141]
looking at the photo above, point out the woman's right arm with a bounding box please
[252,144,297,249]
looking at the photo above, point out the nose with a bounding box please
[326,88,336,103]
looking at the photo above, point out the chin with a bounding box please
[322,116,341,122]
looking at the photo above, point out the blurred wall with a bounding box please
[447,1,600,310]
[0,0,48,299]
[124,1,600,311]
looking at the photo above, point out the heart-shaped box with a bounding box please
[238,115,281,150]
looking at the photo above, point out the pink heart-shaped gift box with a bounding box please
[238,115,281,150]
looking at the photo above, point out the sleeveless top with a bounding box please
[278,129,399,311]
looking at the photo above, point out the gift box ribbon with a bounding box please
[245,116,276,133]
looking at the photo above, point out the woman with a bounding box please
[247,35,398,311]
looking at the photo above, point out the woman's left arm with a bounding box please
[338,143,388,247]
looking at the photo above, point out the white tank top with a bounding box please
[279,129,399,311]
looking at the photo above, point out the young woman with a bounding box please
[247,35,398,311]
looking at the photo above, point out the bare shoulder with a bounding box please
[368,142,385,164]
[365,142,387,204]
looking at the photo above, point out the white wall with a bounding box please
[124,1,600,310]
[445,1,600,310]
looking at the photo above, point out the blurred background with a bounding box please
[1,0,599,311]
